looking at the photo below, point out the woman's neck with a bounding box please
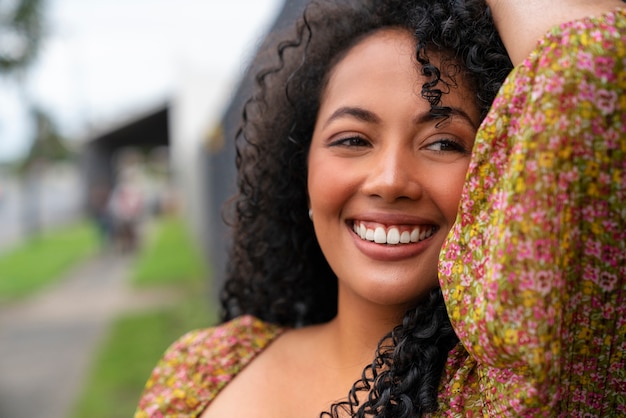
[321,287,409,371]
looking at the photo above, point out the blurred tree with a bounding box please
[18,106,74,239]
[1,0,48,168]
[18,107,74,239]
[0,0,45,74]
[0,0,54,241]
[21,107,72,169]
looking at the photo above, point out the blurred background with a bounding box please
[0,0,307,417]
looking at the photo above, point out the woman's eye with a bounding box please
[330,136,370,148]
[425,138,468,154]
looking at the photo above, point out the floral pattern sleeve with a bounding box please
[134,315,284,418]
[438,9,626,417]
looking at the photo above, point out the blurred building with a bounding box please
[193,0,310,303]
[80,0,310,307]
[81,105,169,212]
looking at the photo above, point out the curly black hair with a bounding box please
[220,0,512,416]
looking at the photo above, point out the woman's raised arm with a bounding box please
[486,0,625,65]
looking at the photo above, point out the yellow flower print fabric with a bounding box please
[134,315,284,417]
[438,8,626,417]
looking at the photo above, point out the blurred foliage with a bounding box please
[0,0,45,74]
[1,0,62,175]
[71,302,215,418]
[132,216,208,286]
[19,106,74,172]
[0,221,98,300]
[71,215,215,418]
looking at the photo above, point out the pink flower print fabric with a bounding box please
[134,315,284,417]
[437,8,626,417]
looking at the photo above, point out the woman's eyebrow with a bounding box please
[323,106,380,128]
[323,105,478,130]
[413,107,479,130]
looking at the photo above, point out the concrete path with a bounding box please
[0,251,176,418]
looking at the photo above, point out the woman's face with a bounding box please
[307,28,480,309]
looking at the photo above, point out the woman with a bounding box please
[135,0,511,416]
[439,0,626,416]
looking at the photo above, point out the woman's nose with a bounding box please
[360,146,422,202]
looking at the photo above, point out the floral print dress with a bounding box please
[437,8,626,417]
[134,316,285,417]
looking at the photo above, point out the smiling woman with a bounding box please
[134,0,512,417]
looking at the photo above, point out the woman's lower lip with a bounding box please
[350,228,432,261]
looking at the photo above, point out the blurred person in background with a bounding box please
[108,149,145,253]
[88,180,113,249]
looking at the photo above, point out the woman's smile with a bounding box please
[350,220,437,245]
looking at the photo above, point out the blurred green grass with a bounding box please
[131,216,208,287]
[0,221,98,300]
[71,215,216,418]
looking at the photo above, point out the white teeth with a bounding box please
[387,227,400,244]
[353,222,435,245]
[374,227,386,243]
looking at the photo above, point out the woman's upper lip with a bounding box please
[348,212,438,227]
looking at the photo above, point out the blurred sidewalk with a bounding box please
[0,251,174,418]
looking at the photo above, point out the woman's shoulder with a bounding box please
[157,315,286,383]
[134,315,285,417]
[169,314,285,357]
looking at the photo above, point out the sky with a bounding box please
[0,0,283,162]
